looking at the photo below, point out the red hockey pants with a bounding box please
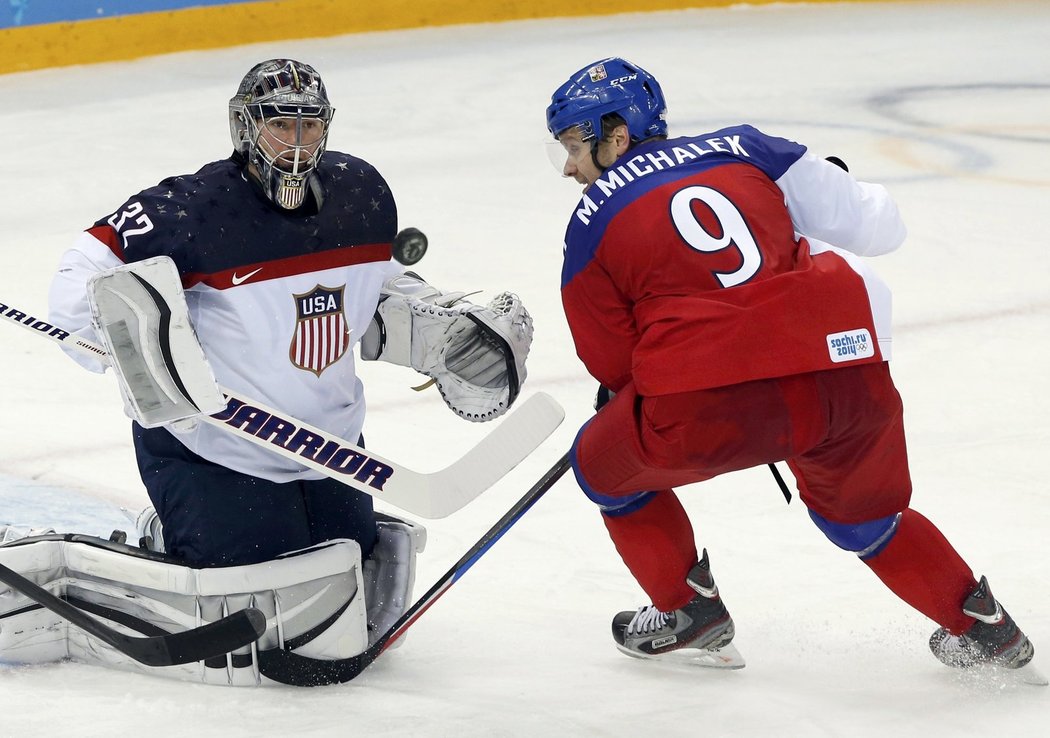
[574,362,977,632]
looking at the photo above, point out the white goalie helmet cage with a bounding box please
[228,58,335,210]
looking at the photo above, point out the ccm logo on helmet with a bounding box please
[610,74,638,85]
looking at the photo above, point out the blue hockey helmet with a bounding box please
[545,58,668,143]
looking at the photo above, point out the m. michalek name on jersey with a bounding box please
[574,134,751,225]
[213,396,395,490]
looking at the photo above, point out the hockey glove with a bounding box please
[361,273,533,422]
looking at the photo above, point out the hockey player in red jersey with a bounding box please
[546,57,1036,676]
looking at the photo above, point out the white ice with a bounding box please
[1,1,1048,735]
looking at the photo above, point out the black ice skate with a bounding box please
[929,576,1045,685]
[611,549,744,669]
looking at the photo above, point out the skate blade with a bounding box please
[954,661,1049,688]
[616,642,746,670]
[1010,662,1048,687]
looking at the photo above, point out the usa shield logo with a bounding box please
[289,285,350,376]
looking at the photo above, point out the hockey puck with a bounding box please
[393,227,428,266]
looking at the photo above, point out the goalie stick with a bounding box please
[0,558,265,667]
[256,452,572,686]
[0,299,565,519]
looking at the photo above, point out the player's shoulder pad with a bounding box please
[708,123,808,180]
[318,150,383,180]
[93,159,242,260]
[317,150,397,223]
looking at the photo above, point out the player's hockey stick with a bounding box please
[0,300,565,519]
[256,452,572,685]
[0,559,265,667]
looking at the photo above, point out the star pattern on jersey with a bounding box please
[118,153,395,275]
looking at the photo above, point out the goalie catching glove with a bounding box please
[360,272,533,422]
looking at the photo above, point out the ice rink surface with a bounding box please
[1,1,1048,735]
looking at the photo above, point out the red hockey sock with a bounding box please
[862,509,977,634]
[601,490,698,612]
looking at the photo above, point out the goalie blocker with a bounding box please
[85,256,226,428]
[360,272,534,422]
[0,514,425,687]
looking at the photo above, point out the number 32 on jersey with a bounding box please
[107,201,155,250]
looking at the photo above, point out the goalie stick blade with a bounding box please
[412,391,566,518]
[131,607,268,667]
[0,562,266,667]
[257,645,372,686]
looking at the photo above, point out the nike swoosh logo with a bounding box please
[231,267,263,286]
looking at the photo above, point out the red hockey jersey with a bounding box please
[560,125,905,396]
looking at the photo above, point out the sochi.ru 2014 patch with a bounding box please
[826,328,874,363]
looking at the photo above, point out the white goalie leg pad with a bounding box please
[0,534,368,687]
[133,505,425,650]
[87,256,226,428]
[363,513,427,647]
[0,538,71,664]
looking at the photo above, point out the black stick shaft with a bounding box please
[381,452,571,651]
[257,452,572,685]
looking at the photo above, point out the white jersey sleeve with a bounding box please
[775,152,907,257]
[47,230,126,373]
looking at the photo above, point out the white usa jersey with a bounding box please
[49,152,402,482]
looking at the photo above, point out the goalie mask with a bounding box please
[229,59,335,210]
